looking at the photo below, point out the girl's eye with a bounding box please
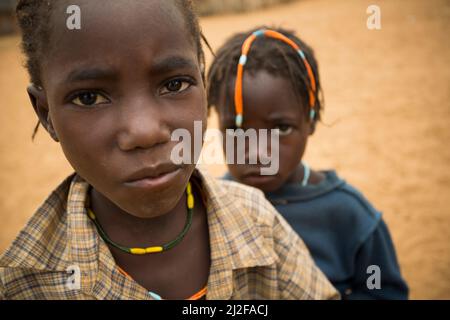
[160,79,192,95]
[71,92,109,106]
[274,124,293,136]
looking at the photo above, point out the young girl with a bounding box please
[207,27,409,299]
[0,1,338,300]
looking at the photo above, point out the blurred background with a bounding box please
[0,0,449,299]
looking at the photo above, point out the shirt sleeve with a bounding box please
[272,212,341,300]
[0,275,6,300]
[346,219,409,299]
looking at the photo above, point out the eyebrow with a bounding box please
[149,56,198,75]
[66,67,118,83]
[266,112,298,121]
[64,56,198,84]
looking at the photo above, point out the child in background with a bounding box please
[0,2,338,300]
[207,27,409,299]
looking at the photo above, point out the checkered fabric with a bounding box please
[0,169,339,300]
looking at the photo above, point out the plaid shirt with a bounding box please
[0,169,339,300]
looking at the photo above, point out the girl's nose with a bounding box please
[116,96,171,151]
[245,131,273,165]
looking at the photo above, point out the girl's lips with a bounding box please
[123,167,182,190]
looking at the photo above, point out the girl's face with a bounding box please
[30,0,207,218]
[217,70,313,193]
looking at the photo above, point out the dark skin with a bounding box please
[217,70,325,193]
[27,0,210,299]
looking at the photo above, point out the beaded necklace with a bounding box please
[301,162,311,187]
[87,182,195,255]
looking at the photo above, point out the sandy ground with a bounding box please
[0,0,449,299]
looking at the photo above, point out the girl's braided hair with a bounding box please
[207,26,323,123]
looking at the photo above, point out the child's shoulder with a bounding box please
[198,169,301,256]
[0,173,77,271]
[205,172,281,228]
[198,170,339,299]
[268,170,383,244]
[0,174,81,299]
[307,171,389,255]
[268,170,380,220]
[297,171,383,238]
[322,173,384,246]
[327,171,382,222]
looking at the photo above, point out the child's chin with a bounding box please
[239,174,282,192]
[118,193,182,219]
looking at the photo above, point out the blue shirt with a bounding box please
[224,171,409,299]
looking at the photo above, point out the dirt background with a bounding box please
[0,0,449,299]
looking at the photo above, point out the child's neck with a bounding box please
[287,163,326,186]
[88,188,188,247]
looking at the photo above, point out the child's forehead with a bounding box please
[217,70,304,123]
[52,1,183,23]
[224,70,298,102]
[48,0,194,54]
[43,0,199,85]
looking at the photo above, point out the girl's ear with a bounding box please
[27,84,59,142]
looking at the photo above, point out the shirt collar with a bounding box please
[0,174,75,272]
[193,169,277,299]
[224,170,345,204]
[0,169,276,299]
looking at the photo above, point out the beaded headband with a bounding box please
[234,29,317,128]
